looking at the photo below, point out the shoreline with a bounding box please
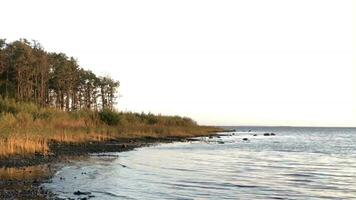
[0,131,220,199]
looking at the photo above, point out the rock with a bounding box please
[263,133,271,136]
[217,141,224,144]
[270,133,276,136]
[73,190,91,195]
[209,136,213,139]
[253,134,257,136]
[242,138,249,141]
[248,130,251,132]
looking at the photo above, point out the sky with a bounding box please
[1,0,354,126]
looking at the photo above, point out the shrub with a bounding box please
[33,110,52,120]
[146,114,158,125]
[0,98,18,114]
[99,109,121,126]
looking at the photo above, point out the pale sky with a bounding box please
[1,0,354,126]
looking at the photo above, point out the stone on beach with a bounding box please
[73,190,91,195]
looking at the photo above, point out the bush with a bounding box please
[146,114,158,125]
[0,98,18,114]
[33,110,52,120]
[99,109,121,126]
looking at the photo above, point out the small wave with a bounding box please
[92,190,137,199]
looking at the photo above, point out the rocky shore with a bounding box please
[0,136,212,199]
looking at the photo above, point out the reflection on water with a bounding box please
[0,164,52,199]
[0,164,51,180]
[44,127,356,199]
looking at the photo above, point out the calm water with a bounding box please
[44,127,356,199]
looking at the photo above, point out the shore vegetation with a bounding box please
[0,38,220,157]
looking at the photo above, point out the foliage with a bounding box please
[0,38,119,111]
[0,38,220,157]
[99,109,121,126]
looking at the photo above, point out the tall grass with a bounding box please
[0,98,220,157]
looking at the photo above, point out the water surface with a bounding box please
[44,127,356,199]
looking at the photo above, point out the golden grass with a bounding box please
[117,124,220,138]
[0,99,222,158]
[50,132,113,143]
[0,124,220,158]
[0,134,110,158]
[0,137,49,157]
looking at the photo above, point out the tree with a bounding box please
[0,38,120,111]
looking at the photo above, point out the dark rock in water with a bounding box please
[253,134,257,136]
[263,133,271,136]
[73,190,91,195]
[217,141,225,144]
[119,164,127,168]
[270,133,276,136]
[209,136,213,139]
[248,130,251,132]
[242,138,249,141]
[217,136,221,138]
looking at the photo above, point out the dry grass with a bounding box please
[116,124,220,138]
[0,99,221,158]
[0,137,49,157]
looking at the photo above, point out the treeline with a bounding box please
[0,38,119,111]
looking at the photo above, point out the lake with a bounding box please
[43,127,356,199]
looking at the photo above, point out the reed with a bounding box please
[0,98,221,157]
[0,137,49,157]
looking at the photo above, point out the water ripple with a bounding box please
[43,127,356,199]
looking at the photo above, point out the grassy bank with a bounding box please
[0,98,221,157]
